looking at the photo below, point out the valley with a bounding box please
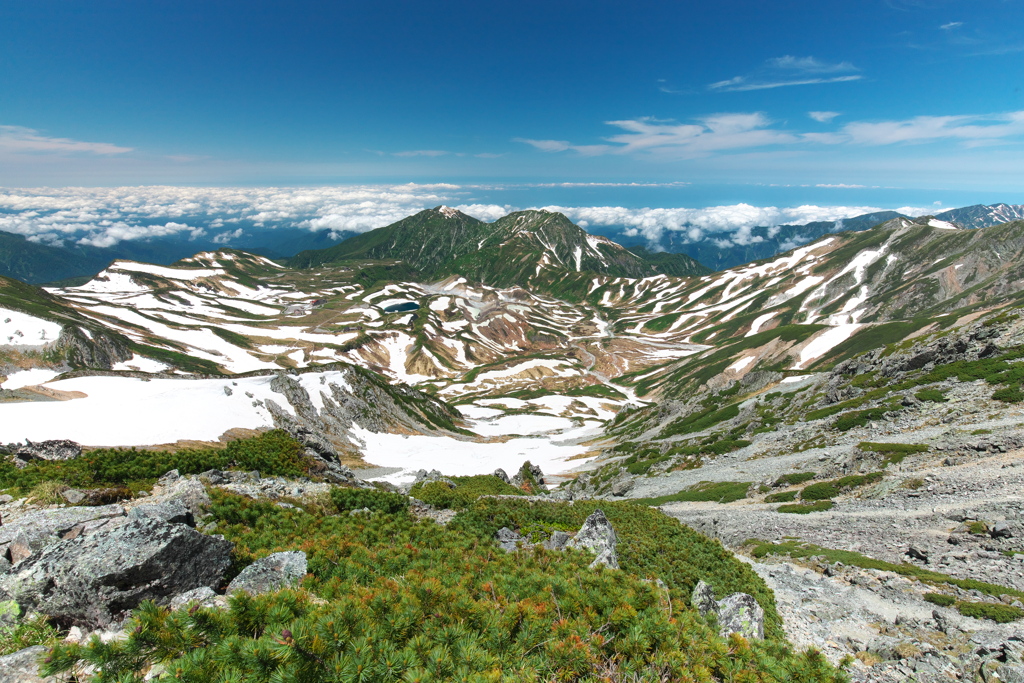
[5,205,1024,680]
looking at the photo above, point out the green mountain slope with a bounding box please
[288,207,707,291]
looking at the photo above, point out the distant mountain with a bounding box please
[0,230,235,285]
[653,210,907,271]
[934,203,1024,230]
[289,206,702,289]
[627,246,711,277]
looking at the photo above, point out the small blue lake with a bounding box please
[383,301,420,313]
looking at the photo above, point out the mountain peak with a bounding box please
[434,205,462,219]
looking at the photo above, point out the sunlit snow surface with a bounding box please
[0,372,604,483]
[0,307,63,347]
[0,368,62,389]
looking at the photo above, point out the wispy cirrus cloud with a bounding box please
[0,125,132,155]
[709,56,862,92]
[940,21,963,30]
[517,109,1024,160]
[843,111,1024,146]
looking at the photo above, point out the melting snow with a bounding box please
[794,324,862,369]
[727,356,756,373]
[0,368,62,389]
[0,308,63,347]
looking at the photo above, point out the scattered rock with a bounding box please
[691,580,718,616]
[991,521,1013,539]
[0,645,57,683]
[492,468,510,484]
[717,593,765,641]
[566,509,619,569]
[60,489,86,504]
[495,527,527,552]
[692,579,765,640]
[544,531,571,551]
[226,551,308,596]
[0,517,233,627]
[906,546,929,563]
[169,586,218,610]
[511,461,546,491]
[610,477,634,497]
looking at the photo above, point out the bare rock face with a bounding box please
[226,551,308,596]
[54,325,132,370]
[566,509,619,569]
[0,517,232,628]
[692,579,764,641]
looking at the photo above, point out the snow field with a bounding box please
[0,307,63,347]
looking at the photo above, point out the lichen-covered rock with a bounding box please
[9,439,82,468]
[691,580,718,616]
[544,531,571,551]
[226,551,307,596]
[495,527,527,552]
[0,646,57,683]
[691,580,764,640]
[492,468,510,484]
[0,517,232,627]
[169,586,218,610]
[716,593,765,640]
[567,509,619,569]
[511,461,545,491]
[128,499,195,527]
[0,504,126,565]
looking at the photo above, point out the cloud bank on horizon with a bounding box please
[0,185,933,253]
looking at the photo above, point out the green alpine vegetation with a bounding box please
[288,207,709,293]
[41,493,846,683]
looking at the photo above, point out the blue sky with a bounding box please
[2,0,1024,206]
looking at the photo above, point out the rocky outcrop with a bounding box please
[511,461,546,492]
[566,509,619,569]
[4,439,82,467]
[53,325,132,370]
[226,551,308,596]
[265,368,465,462]
[0,517,232,627]
[0,504,126,565]
[691,580,764,640]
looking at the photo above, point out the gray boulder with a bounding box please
[128,498,195,527]
[997,665,1024,683]
[991,521,1013,539]
[60,489,86,504]
[691,580,718,616]
[12,439,82,465]
[567,509,619,569]
[495,527,527,552]
[691,580,764,640]
[492,468,510,484]
[0,504,126,565]
[610,477,634,497]
[169,586,218,610]
[0,517,232,627]
[226,551,307,596]
[0,646,56,683]
[511,462,545,490]
[544,531,571,551]
[717,593,765,641]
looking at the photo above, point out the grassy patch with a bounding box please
[914,388,947,403]
[773,472,816,487]
[923,592,955,607]
[764,491,797,503]
[408,474,525,509]
[777,500,834,514]
[631,480,751,506]
[956,601,1023,623]
[800,472,884,501]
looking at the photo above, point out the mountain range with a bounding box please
[3,202,1023,285]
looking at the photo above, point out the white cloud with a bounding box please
[0,125,132,155]
[212,228,244,244]
[940,21,963,30]
[842,111,1024,145]
[710,56,861,92]
[543,203,888,248]
[809,111,841,123]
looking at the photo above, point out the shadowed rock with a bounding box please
[0,517,232,627]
